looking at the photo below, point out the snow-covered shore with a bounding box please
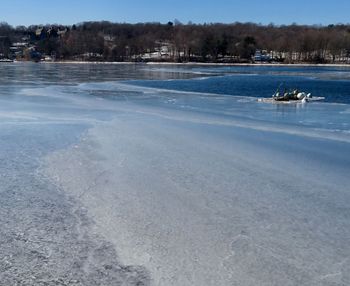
[9,60,350,67]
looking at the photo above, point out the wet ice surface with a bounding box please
[1,63,350,285]
[0,67,154,285]
[0,125,149,286]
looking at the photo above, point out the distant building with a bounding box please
[9,42,29,59]
[140,41,173,61]
[254,50,272,62]
[57,28,68,37]
[35,27,43,37]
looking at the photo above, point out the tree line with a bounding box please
[1,21,350,63]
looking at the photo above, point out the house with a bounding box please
[35,27,46,40]
[9,42,29,58]
[254,50,272,62]
[57,28,68,37]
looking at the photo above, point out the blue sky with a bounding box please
[1,0,349,26]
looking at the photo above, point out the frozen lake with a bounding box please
[1,63,350,285]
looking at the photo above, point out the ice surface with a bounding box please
[1,63,350,285]
[46,83,350,285]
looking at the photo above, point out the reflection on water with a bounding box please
[0,62,201,88]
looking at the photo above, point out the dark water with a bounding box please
[127,65,350,104]
[1,63,349,104]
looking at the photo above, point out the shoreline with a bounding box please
[7,60,350,67]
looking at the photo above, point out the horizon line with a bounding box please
[2,20,350,28]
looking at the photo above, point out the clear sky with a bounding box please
[1,0,349,27]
